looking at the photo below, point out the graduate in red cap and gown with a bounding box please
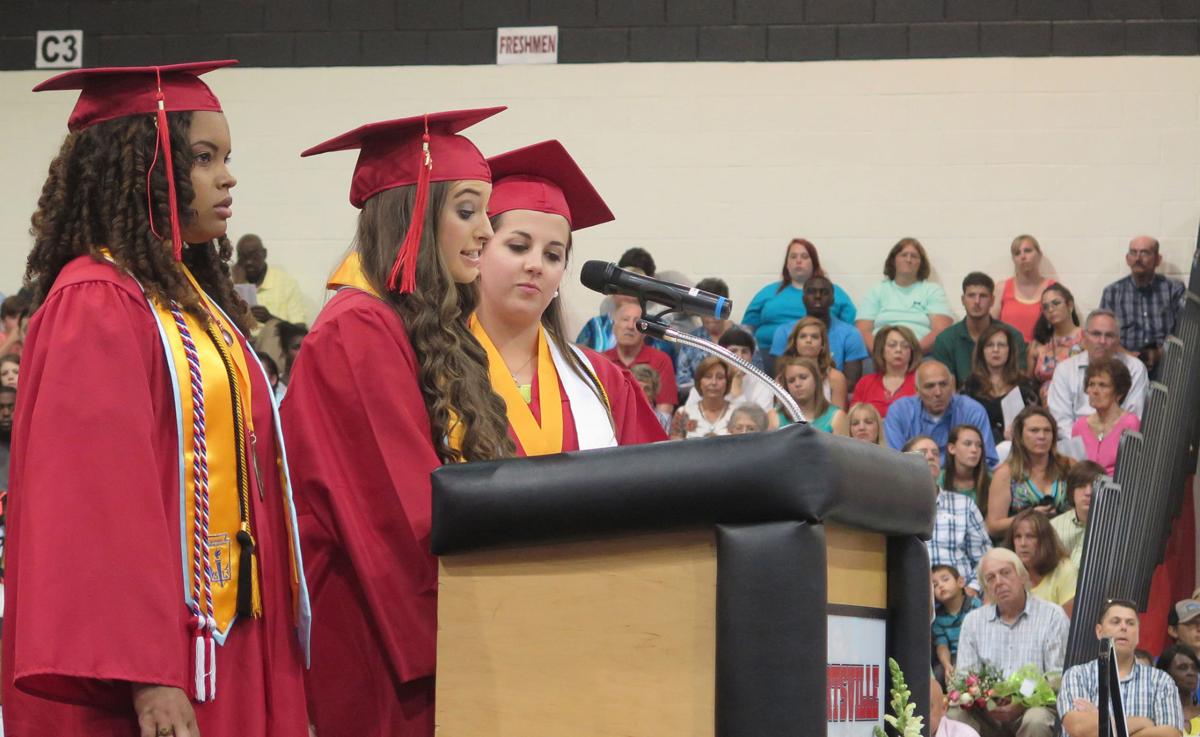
[2,62,311,737]
[473,140,667,454]
[280,110,516,737]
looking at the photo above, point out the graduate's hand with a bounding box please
[132,683,200,737]
[250,305,273,324]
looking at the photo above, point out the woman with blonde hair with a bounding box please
[783,316,848,408]
[775,356,847,434]
[993,234,1055,342]
[847,402,887,446]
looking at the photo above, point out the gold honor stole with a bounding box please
[327,250,469,458]
[469,315,565,457]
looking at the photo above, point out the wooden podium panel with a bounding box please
[436,525,886,737]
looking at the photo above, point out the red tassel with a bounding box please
[388,124,433,294]
[153,68,185,262]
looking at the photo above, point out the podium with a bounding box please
[430,424,935,737]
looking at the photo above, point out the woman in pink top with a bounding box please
[992,234,1055,342]
[1072,356,1139,475]
[848,325,919,417]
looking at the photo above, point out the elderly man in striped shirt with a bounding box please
[1058,598,1184,737]
[950,548,1069,737]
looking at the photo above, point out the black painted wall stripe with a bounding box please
[1,0,1198,70]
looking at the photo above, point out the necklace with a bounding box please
[508,352,535,383]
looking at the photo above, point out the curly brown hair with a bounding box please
[27,111,248,332]
[355,183,514,464]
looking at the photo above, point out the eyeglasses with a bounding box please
[1086,330,1119,340]
[1127,249,1157,260]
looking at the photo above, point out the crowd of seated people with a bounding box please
[2,229,1192,735]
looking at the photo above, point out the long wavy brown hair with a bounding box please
[27,111,248,332]
[356,184,514,463]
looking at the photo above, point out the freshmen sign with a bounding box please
[496,26,558,65]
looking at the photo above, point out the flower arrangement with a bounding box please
[873,658,925,737]
[947,663,1005,711]
[948,663,1060,712]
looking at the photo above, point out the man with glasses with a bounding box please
[1100,236,1186,379]
[1047,310,1148,442]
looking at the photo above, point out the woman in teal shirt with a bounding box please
[742,238,856,364]
[855,237,953,354]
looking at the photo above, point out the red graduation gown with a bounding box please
[518,345,668,455]
[1,256,308,736]
[280,289,441,737]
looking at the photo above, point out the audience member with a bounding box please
[1169,600,1200,655]
[0,295,28,354]
[630,363,672,432]
[1138,650,1157,668]
[913,433,990,597]
[1048,309,1148,442]
[0,353,19,389]
[1101,236,1187,379]
[576,247,665,352]
[847,402,888,446]
[850,326,921,417]
[1051,460,1104,569]
[675,278,759,395]
[994,235,1056,342]
[856,237,953,353]
[684,328,774,412]
[277,321,308,384]
[1005,509,1077,615]
[1058,598,1185,737]
[932,564,983,683]
[775,356,847,433]
[961,324,1040,443]
[885,361,998,466]
[604,301,676,415]
[781,317,848,407]
[256,351,285,399]
[1028,284,1084,401]
[670,356,732,439]
[939,424,991,513]
[770,274,867,386]
[1072,357,1139,475]
[728,404,769,435]
[932,271,1027,385]
[0,385,12,490]
[952,548,1068,737]
[743,238,856,366]
[1157,644,1200,735]
[235,233,311,326]
[932,674,983,737]
[987,406,1075,538]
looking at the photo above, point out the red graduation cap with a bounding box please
[33,60,238,262]
[301,107,505,293]
[487,140,614,231]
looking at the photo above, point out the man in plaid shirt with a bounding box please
[1100,236,1186,378]
[1058,598,1184,737]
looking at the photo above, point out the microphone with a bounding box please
[579,261,732,320]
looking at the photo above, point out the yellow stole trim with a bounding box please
[327,251,379,296]
[469,314,564,457]
[328,251,468,458]
[155,268,258,633]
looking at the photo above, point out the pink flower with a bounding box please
[966,675,979,686]
[948,690,960,701]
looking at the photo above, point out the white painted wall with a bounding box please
[1,56,1197,334]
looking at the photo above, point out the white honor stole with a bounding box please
[544,337,618,451]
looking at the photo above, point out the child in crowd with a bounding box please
[931,564,983,684]
[630,363,672,433]
[847,402,887,446]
